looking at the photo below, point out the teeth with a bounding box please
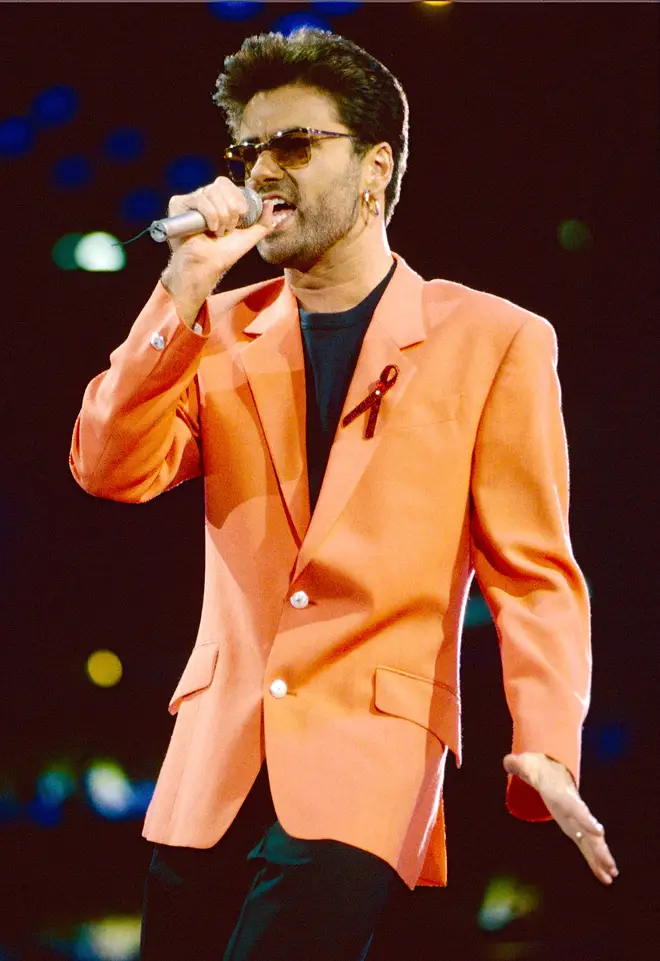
[272,208,294,226]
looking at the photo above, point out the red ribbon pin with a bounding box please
[342,364,400,439]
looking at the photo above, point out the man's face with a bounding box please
[237,84,364,270]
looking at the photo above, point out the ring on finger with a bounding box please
[575,831,584,842]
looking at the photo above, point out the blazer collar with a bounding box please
[242,252,426,349]
[238,252,427,563]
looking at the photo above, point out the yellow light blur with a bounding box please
[424,2,453,6]
[86,649,123,687]
[78,915,141,960]
[478,875,541,931]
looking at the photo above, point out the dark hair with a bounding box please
[213,28,409,224]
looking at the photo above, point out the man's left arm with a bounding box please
[470,315,618,885]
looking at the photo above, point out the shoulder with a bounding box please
[425,277,553,334]
[422,277,558,358]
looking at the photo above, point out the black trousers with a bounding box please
[140,763,406,960]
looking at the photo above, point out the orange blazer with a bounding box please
[70,252,591,889]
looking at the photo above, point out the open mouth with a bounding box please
[271,199,297,228]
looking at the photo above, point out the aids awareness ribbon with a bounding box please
[342,364,400,439]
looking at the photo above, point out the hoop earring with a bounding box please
[363,188,380,219]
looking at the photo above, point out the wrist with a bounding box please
[161,267,206,329]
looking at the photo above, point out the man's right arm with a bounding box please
[69,178,277,502]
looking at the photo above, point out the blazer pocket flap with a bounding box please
[168,643,219,715]
[374,665,461,763]
[388,392,462,430]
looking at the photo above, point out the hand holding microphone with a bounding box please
[159,177,277,327]
[150,186,264,242]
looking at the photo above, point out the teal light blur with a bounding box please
[558,218,594,252]
[37,764,77,805]
[51,233,84,270]
[75,915,141,961]
[52,232,126,272]
[478,875,541,931]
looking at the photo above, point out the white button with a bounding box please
[150,331,165,351]
[192,322,203,334]
[269,678,288,698]
[289,590,309,609]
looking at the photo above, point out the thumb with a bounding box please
[503,753,527,778]
[213,199,278,266]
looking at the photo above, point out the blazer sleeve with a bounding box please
[469,315,592,821]
[69,282,211,503]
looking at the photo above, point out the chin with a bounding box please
[256,238,318,271]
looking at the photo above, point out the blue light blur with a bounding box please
[208,1,265,21]
[31,85,78,127]
[594,722,629,762]
[53,156,92,189]
[312,1,363,14]
[84,761,156,820]
[0,116,34,156]
[104,127,144,162]
[0,783,21,824]
[121,187,163,223]
[25,795,63,828]
[270,11,331,36]
[129,780,156,815]
[166,155,215,193]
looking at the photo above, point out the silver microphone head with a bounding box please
[239,188,263,228]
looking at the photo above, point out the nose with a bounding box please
[247,148,285,187]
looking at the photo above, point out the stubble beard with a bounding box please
[256,174,362,272]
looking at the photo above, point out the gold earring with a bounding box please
[363,188,380,218]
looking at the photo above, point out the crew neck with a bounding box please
[299,259,396,329]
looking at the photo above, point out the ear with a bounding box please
[362,141,393,194]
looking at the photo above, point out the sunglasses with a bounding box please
[223,127,358,184]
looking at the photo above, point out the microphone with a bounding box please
[149,187,263,243]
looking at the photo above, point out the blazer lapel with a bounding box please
[293,254,427,580]
[239,282,310,544]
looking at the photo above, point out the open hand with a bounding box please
[504,752,619,885]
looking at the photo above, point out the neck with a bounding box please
[285,225,394,313]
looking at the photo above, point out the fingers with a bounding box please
[542,786,619,885]
[545,794,619,885]
[169,176,249,237]
[504,754,619,886]
[574,825,619,885]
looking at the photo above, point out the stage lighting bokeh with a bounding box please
[53,156,92,189]
[166,155,215,193]
[86,650,124,687]
[31,84,79,127]
[104,128,145,162]
[120,187,163,224]
[270,11,331,35]
[0,116,34,157]
[208,1,265,21]
[558,218,594,252]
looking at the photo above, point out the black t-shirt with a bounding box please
[299,259,397,513]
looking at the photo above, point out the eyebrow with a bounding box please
[234,127,305,145]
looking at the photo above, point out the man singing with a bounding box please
[70,27,617,961]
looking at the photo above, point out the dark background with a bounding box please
[2,2,658,959]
